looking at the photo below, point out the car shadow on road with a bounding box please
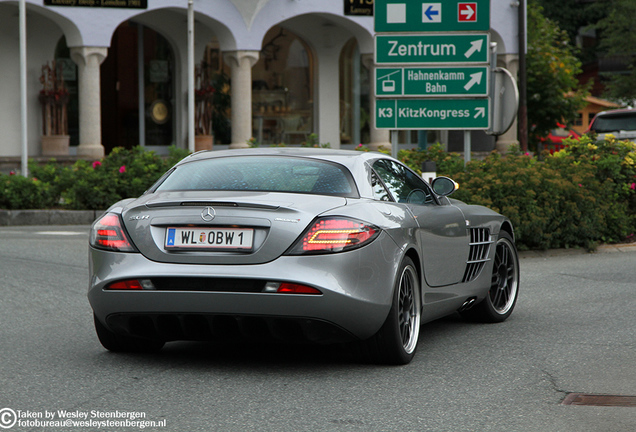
[92,313,476,370]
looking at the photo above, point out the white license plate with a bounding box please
[165,227,254,250]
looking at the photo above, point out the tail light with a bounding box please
[106,279,155,290]
[90,213,137,252]
[263,282,322,295]
[107,280,143,290]
[286,217,380,255]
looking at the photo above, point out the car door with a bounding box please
[372,159,470,287]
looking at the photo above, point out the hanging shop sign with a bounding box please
[44,0,147,9]
[344,0,374,16]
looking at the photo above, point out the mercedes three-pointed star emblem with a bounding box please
[201,207,216,222]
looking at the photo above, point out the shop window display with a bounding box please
[252,27,314,145]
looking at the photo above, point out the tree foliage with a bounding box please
[596,0,636,102]
[526,1,590,150]
[535,0,606,64]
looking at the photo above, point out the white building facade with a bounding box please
[0,0,522,160]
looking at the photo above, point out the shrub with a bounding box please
[395,136,636,250]
[61,146,189,210]
[398,143,465,177]
[0,172,58,209]
[1,146,190,211]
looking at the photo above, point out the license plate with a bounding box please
[165,227,254,250]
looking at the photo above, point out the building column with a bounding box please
[70,47,108,158]
[362,54,391,152]
[224,50,259,149]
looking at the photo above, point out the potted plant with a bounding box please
[194,61,215,151]
[39,60,70,156]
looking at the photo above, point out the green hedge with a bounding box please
[1,146,189,211]
[400,138,636,250]
[2,138,635,251]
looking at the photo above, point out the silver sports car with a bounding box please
[88,148,519,364]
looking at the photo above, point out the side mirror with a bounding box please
[431,177,459,197]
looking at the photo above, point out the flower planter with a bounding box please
[41,134,70,156]
[195,135,214,151]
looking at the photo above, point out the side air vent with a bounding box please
[462,228,493,283]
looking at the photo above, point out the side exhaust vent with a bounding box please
[462,228,492,283]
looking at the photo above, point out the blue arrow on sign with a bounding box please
[423,3,442,23]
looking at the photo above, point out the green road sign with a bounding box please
[376,98,490,130]
[376,66,489,97]
[374,0,490,33]
[375,33,489,65]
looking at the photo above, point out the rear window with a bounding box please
[590,112,636,133]
[154,156,358,197]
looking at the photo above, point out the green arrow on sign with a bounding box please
[376,98,490,130]
[375,34,490,65]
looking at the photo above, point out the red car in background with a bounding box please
[543,123,580,153]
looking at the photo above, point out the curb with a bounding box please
[518,243,636,258]
[0,209,102,226]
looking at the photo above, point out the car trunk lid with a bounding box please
[122,191,347,265]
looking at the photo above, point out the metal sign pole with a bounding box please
[187,0,195,153]
[464,130,471,164]
[391,130,398,159]
[20,0,28,177]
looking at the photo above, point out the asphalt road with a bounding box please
[0,226,634,432]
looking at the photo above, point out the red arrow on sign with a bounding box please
[458,3,477,22]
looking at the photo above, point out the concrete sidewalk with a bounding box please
[0,209,102,226]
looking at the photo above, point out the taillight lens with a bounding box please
[107,280,143,290]
[263,282,322,295]
[106,279,155,290]
[90,213,137,252]
[286,217,380,255]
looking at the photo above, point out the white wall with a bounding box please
[0,3,64,157]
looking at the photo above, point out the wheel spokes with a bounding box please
[398,275,413,344]
[489,239,518,314]
[397,266,420,353]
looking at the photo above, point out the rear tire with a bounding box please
[94,315,165,353]
[364,257,421,365]
[461,231,519,323]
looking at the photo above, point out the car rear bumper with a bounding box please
[88,235,402,341]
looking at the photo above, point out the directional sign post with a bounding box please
[373,0,498,161]
[375,33,489,65]
[376,66,489,97]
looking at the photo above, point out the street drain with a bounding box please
[562,393,636,407]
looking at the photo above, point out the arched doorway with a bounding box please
[339,38,371,145]
[251,26,314,145]
[101,22,175,154]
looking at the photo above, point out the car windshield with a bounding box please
[154,155,358,197]
[591,113,636,133]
